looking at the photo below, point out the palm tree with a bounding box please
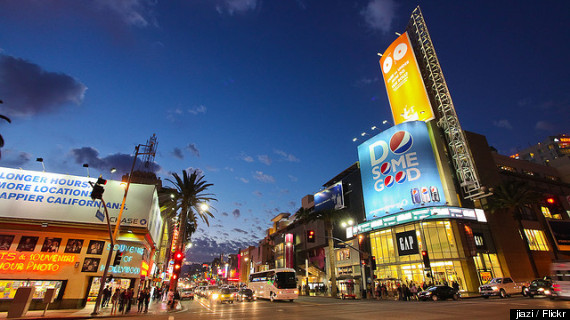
[0,100,11,160]
[295,207,349,298]
[161,169,217,289]
[486,180,541,277]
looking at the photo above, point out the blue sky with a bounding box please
[0,0,568,263]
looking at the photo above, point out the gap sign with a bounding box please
[358,121,446,220]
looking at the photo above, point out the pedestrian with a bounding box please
[111,289,120,315]
[137,289,146,312]
[144,288,151,313]
[167,290,175,309]
[118,290,126,314]
[173,290,180,309]
[410,283,418,301]
[452,281,460,292]
[125,288,134,313]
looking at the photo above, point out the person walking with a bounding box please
[111,289,120,316]
[144,288,151,313]
[137,289,146,313]
[118,289,126,314]
[410,283,418,301]
[125,288,134,313]
[102,286,111,307]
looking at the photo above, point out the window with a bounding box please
[524,229,550,251]
[498,165,516,173]
[521,170,536,176]
[541,206,552,219]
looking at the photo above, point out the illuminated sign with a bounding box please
[358,121,446,219]
[0,167,162,231]
[314,182,344,212]
[395,230,418,256]
[0,252,76,272]
[171,229,179,252]
[379,32,434,125]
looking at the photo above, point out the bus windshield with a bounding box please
[276,272,296,289]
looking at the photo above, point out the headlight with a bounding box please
[491,286,498,291]
[544,290,551,295]
[538,288,544,292]
[294,290,299,294]
[212,294,219,300]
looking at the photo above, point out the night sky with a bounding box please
[0,0,568,263]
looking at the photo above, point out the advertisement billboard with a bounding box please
[357,121,446,220]
[0,167,162,233]
[395,230,419,256]
[379,32,434,125]
[314,181,344,212]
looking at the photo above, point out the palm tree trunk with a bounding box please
[170,205,188,291]
[326,220,338,298]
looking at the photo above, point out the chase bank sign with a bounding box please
[358,121,446,219]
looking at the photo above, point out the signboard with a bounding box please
[314,181,344,212]
[0,167,160,230]
[395,230,419,256]
[547,220,570,251]
[379,32,434,125]
[357,121,446,219]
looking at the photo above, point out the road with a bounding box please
[101,295,570,320]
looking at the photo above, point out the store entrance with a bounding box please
[87,277,133,302]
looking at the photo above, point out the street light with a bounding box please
[36,158,45,172]
[83,164,89,177]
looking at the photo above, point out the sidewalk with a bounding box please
[0,299,182,320]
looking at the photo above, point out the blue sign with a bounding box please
[314,182,344,212]
[95,210,105,222]
[357,121,446,219]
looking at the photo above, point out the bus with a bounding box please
[248,268,298,302]
[551,261,570,300]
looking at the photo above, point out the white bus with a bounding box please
[248,268,298,302]
[552,261,570,300]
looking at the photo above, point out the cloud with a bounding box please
[239,152,254,163]
[232,209,241,218]
[280,189,289,194]
[70,146,161,174]
[0,55,87,118]
[187,105,207,115]
[225,167,234,172]
[288,201,297,208]
[253,171,275,183]
[187,236,258,264]
[361,0,396,33]
[253,190,262,197]
[355,77,379,87]
[492,120,513,130]
[172,147,184,160]
[222,212,229,217]
[94,0,157,27]
[232,228,248,234]
[274,149,300,162]
[234,202,243,206]
[0,150,31,167]
[205,166,219,172]
[288,175,298,182]
[535,121,555,131]
[257,154,272,166]
[187,144,200,157]
[238,177,249,183]
[216,0,258,15]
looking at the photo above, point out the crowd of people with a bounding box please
[373,280,460,300]
[98,284,184,316]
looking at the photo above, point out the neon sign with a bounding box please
[0,252,76,272]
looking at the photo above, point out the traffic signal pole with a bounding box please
[91,198,114,315]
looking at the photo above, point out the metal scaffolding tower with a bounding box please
[406,6,484,199]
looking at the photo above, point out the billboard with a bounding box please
[379,32,434,125]
[0,167,162,236]
[314,181,344,212]
[395,230,419,256]
[357,121,446,220]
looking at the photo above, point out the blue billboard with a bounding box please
[357,121,446,220]
[314,182,344,212]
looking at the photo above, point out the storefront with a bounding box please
[0,167,163,310]
[351,206,502,293]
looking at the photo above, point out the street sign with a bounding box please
[95,210,104,222]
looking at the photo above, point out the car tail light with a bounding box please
[553,284,561,292]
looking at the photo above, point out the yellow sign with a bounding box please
[379,32,434,125]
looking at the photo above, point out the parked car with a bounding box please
[180,288,195,300]
[524,278,554,298]
[418,285,460,301]
[237,288,255,302]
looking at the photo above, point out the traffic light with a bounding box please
[172,251,184,280]
[90,176,107,200]
[113,251,123,266]
[371,256,377,270]
[307,230,315,243]
[421,250,431,269]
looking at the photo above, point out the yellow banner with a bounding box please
[379,32,434,125]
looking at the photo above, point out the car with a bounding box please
[237,288,255,302]
[211,288,235,304]
[525,278,554,298]
[180,288,194,300]
[418,285,460,301]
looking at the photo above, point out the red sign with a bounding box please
[0,252,76,272]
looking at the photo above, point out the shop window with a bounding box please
[518,205,537,221]
[541,206,552,219]
[0,280,63,300]
[524,229,550,251]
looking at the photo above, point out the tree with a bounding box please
[295,207,349,298]
[486,180,541,278]
[161,169,217,290]
[0,100,11,160]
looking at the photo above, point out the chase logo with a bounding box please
[390,131,413,154]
